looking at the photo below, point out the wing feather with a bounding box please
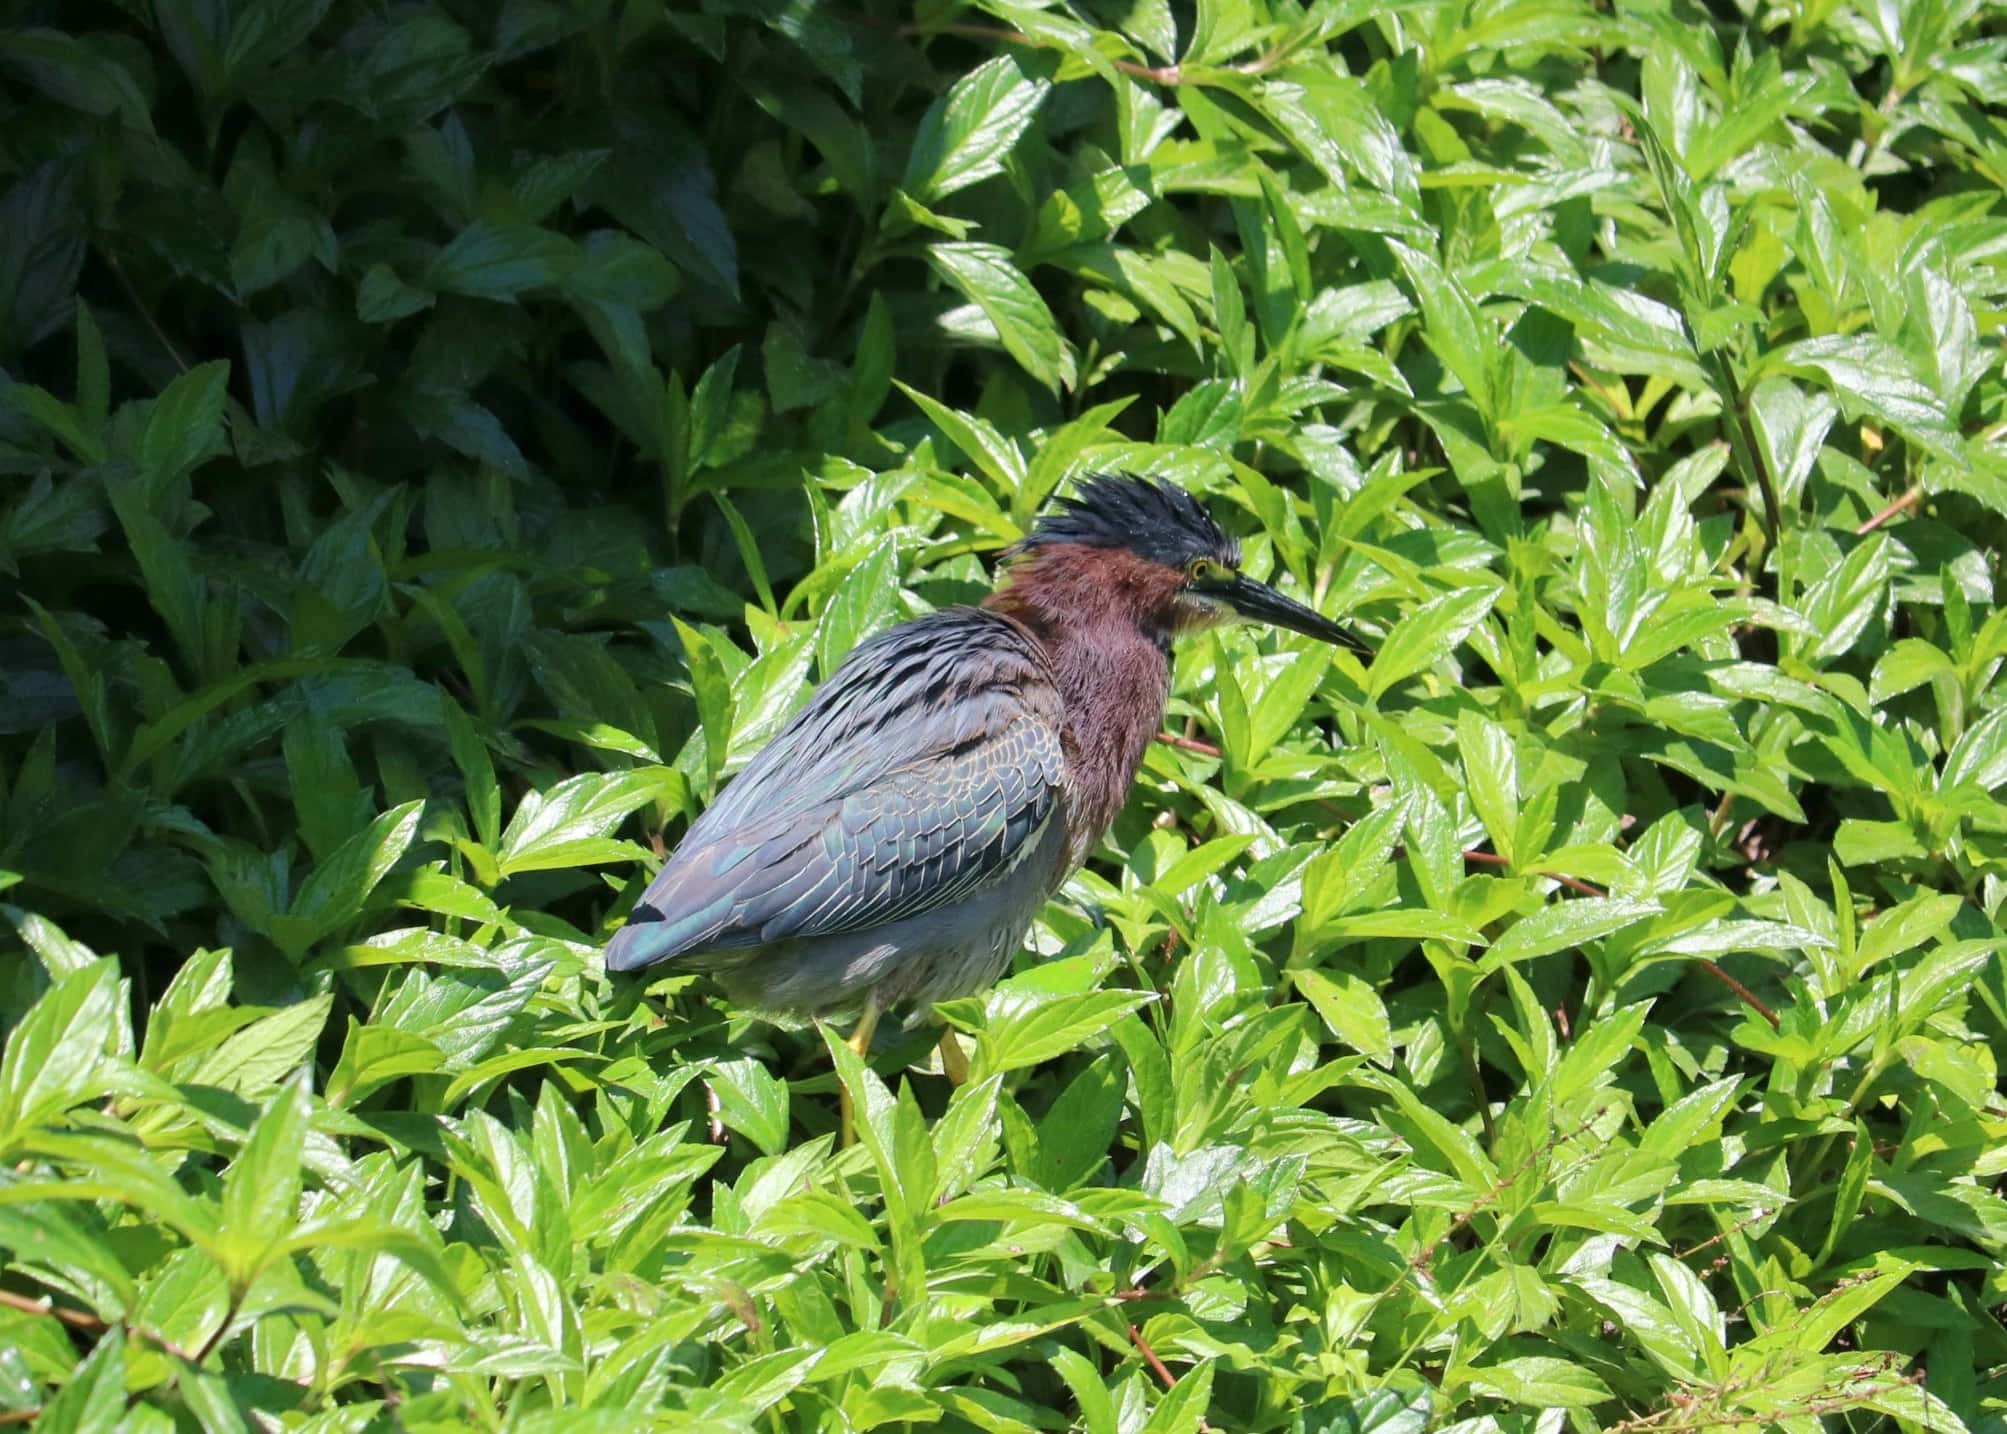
[604,608,1067,972]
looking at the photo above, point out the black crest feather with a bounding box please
[1023,474,1239,569]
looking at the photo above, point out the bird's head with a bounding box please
[998,474,1368,655]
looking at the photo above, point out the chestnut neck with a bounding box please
[985,545,1177,857]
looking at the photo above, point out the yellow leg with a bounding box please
[838,999,881,1148]
[938,1028,969,1086]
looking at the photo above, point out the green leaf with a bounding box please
[1294,967,1394,1062]
[927,242,1068,393]
[1322,908,1486,946]
[425,221,579,301]
[708,1057,790,1157]
[1368,585,1500,699]
[1942,707,2007,792]
[1766,1263,1914,1358]
[0,28,151,129]
[0,962,121,1151]
[284,713,364,862]
[1571,1275,1701,1380]
[1392,244,1494,415]
[276,799,425,956]
[34,1326,125,1434]
[670,618,734,790]
[185,994,332,1096]
[1482,897,1661,969]
[1209,247,1251,374]
[326,1019,444,1107]
[960,989,1158,1079]
[760,322,844,417]
[1748,376,1837,508]
[1834,818,1928,865]
[1301,1388,1435,1434]
[0,1199,139,1315]
[1159,380,1243,450]
[894,382,1028,492]
[1853,892,1960,973]
[137,359,231,486]
[903,55,1052,201]
[1460,1356,1612,1408]
[1870,638,1954,705]
[1142,1358,1214,1432]
[1799,535,1891,661]
[1818,1122,1872,1267]
[497,770,677,877]
[442,696,501,851]
[216,1072,309,1290]
[1771,335,1957,452]
[1456,709,1521,863]
[356,262,435,322]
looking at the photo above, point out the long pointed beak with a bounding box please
[1221,575,1370,656]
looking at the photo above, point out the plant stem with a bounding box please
[1855,485,1921,534]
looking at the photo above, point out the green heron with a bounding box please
[606,475,1366,1111]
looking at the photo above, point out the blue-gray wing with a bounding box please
[604,608,1067,972]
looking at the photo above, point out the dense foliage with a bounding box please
[3,0,2006,1428]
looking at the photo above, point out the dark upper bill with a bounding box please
[1221,574,1370,656]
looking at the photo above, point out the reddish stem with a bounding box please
[896,18,1287,85]
[0,1288,201,1362]
[1855,485,1921,534]
[1128,1322,1179,1390]
[1460,850,1780,1029]
[1461,847,1601,897]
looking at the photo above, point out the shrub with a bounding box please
[1,0,2002,1428]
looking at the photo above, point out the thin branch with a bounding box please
[1461,847,1602,898]
[1460,850,1782,1030]
[1846,81,1911,172]
[1158,731,1786,1031]
[889,16,1291,86]
[0,1288,200,1363]
[1674,1203,1777,1263]
[1412,1108,1607,1271]
[1112,1286,1170,1302]
[0,1288,101,1333]
[1163,732,1783,1030]
[1855,484,1921,534]
[1112,59,1183,84]
[101,251,190,376]
[1696,959,1781,1030]
[189,1293,241,1366]
[1362,1111,1609,1397]
[1128,1322,1178,1391]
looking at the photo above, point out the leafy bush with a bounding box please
[3,0,2005,1428]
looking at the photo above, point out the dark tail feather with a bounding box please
[603,903,723,974]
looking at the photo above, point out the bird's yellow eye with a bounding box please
[1187,557,1227,585]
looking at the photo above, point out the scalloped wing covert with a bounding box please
[604,607,1067,972]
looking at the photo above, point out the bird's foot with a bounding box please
[838,999,882,1149]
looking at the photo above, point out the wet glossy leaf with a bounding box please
[0,963,122,1149]
[904,55,1052,201]
[497,770,676,877]
[927,242,1067,394]
[2,3,2001,1427]
[1367,585,1499,699]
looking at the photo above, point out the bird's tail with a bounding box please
[602,904,724,974]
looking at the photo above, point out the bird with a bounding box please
[604,474,1367,1127]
